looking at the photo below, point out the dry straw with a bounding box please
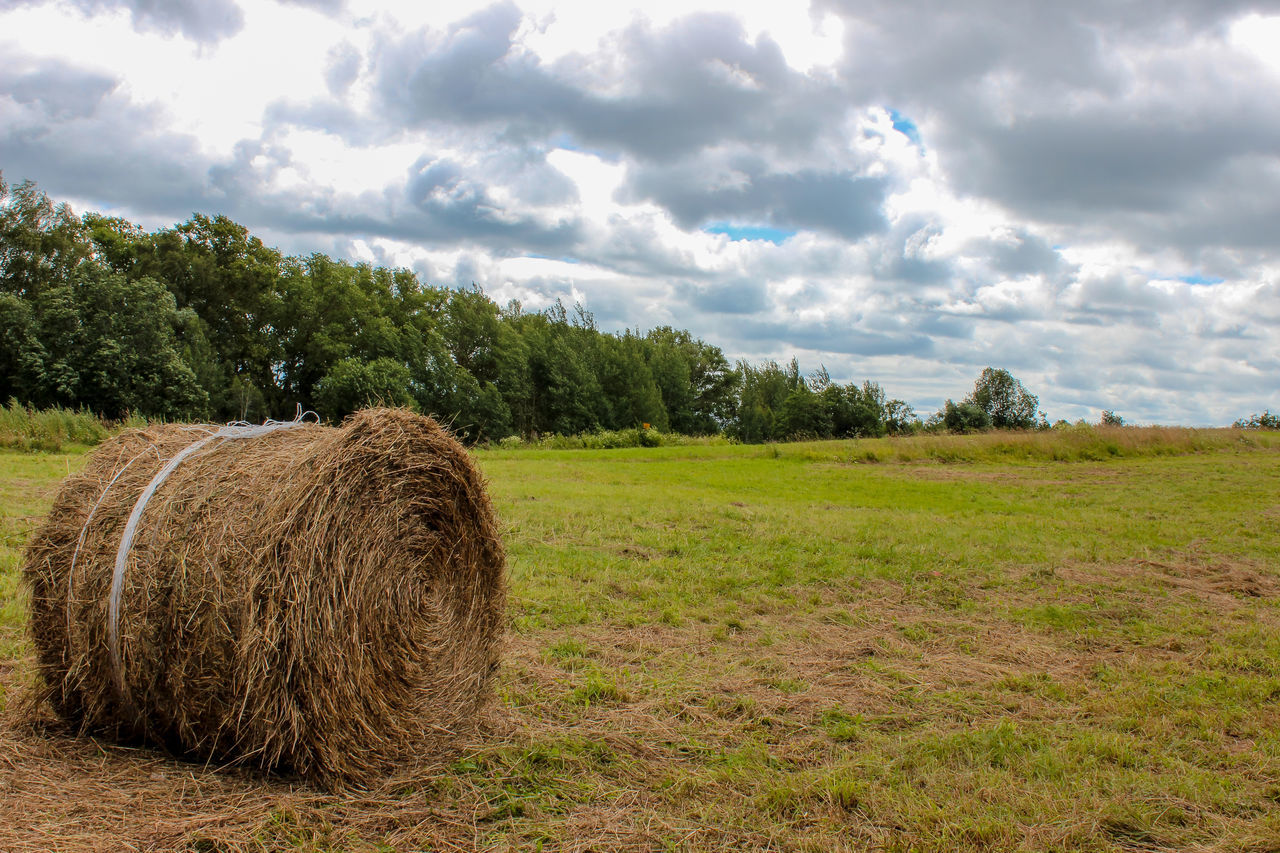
[23,408,506,786]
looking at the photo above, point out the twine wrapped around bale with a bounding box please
[23,408,506,785]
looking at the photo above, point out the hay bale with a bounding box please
[23,408,506,784]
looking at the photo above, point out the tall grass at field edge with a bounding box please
[484,424,1280,463]
[786,425,1280,465]
[0,400,145,452]
[495,427,736,451]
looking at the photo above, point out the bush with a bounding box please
[489,427,732,451]
[315,358,416,420]
[1234,410,1280,430]
[0,399,112,451]
[943,400,992,433]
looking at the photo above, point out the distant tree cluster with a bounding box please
[729,360,916,441]
[3,177,755,440]
[23,174,1242,442]
[936,368,1043,433]
[1234,410,1279,430]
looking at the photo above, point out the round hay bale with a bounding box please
[23,408,506,784]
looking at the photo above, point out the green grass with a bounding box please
[4,430,1280,850]
[0,446,91,708]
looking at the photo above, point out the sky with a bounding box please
[2,0,1279,425]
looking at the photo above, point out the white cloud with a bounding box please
[1229,13,1280,75]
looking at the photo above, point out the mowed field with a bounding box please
[2,430,1280,852]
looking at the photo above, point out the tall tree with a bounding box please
[0,175,91,301]
[645,326,734,433]
[967,367,1040,429]
[134,214,285,419]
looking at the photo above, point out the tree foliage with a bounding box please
[0,176,1111,441]
[1234,410,1279,430]
[942,399,993,433]
[966,367,1040,430]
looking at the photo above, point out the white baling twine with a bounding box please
[103,409,318,712]
[66,448,155,635]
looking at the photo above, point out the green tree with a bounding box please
[943,399,993,433]
[594,332,668,431]
[729,359,801,441]
[1234,410,1279,430]
[315,357,415,419]
[844,380,888,437]
[1,177,205,418]
[0,175,91,301]
[645,326,734,433]
[967,367,1039,429]
[274,254,404,410]
[66,267,208,418]
[777,382,832,438]
[883,398,918,435]
[132,214,285,419]
[0,292,44,403]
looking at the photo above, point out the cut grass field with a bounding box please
[2,429,1279,851]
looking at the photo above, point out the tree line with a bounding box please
[1,174,1092,442]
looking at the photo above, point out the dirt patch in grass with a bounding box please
[1053,556,1280,607]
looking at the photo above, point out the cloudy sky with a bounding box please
[2,0,1279,424]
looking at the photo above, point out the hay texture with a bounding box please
[23,408,506,785]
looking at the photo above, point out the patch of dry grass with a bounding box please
[790,425,1280,465]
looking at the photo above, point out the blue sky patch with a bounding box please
[887,108,922,146]
[524,252,581,264]
[704,222,797,244]
[1178,273,1225,286]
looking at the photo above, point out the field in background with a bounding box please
[2,431,1279,851]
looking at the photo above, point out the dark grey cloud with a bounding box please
[966,230,1066,279]
[200,148,583,252]
[676,277,769,314]
[1064,274,1175,328]
[398,154,579,245]
[0,55,583,254]
[0,0,246,42]
[731,317,937,359]
[585,219,716,279]
[825,0,1280,97]
[625,156,887,240]
[823,0,1280,257]
[0,59,214,214]
[911,312,974,340]
[373,2,841,163]
[2,60,117,119]
[939,106,1280,229]
[345,1,1280,260]
[263,100,380,145]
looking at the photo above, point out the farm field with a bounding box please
[2,431,1280,851]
